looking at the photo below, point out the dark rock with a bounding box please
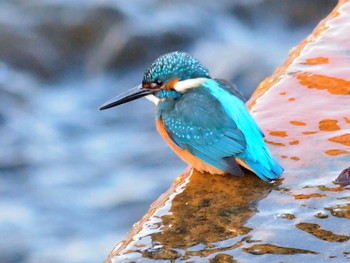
[334,167,350,186]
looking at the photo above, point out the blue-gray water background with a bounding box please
[0,1,337,262]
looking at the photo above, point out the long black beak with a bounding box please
[99,84,153,110]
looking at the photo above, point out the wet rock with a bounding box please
[314,212,329,219]
[275,213,296,220]
[296,223,350,242]
[326,204,350,219]
[334,167,350,186]
[142,247,181,261]
[103,170,271,262]
[210,253,237,263]
[243,244,318,255]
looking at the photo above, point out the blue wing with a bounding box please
[159,79,283,181]
[202,79,283,181]
[161,85,247,175]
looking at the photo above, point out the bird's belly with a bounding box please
[156,119,225,175]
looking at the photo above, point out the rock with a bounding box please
[334,167,350,186]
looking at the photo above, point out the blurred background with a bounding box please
[0,0,337,262]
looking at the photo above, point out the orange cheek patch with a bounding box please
[162,77,179,90]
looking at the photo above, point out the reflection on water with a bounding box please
[106,169,273,261]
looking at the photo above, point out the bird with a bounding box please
[100,51,283,181]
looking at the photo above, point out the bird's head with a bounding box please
[99,52,210,110]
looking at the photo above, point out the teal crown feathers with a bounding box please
[143,52,210,84]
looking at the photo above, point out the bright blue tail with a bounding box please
[201,78,284,181]
[244,154,283,182]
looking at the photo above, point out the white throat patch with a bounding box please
[145,95,160,105]
[174,78,208,93]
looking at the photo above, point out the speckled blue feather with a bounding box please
[157,85,246,176]
[143,52,210,83]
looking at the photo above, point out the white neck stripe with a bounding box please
[174,78,208,93]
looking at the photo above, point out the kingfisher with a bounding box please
[100,52,283,181]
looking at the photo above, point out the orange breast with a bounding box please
[156,119,225,175]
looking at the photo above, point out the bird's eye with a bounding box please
[155,79,163,87]
[144,80,163,89]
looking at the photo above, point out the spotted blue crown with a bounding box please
[143,52,211,84]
